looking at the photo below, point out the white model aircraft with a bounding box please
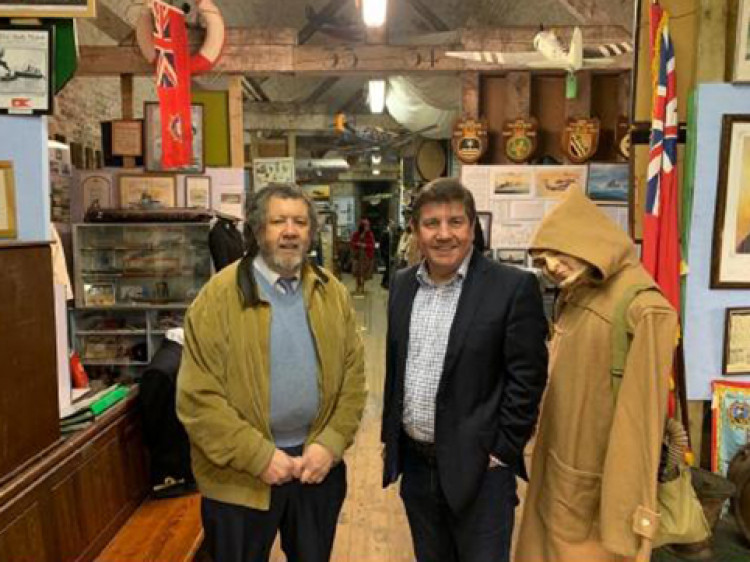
[446,27,632,73]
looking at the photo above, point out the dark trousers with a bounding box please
[399,439,517,562]
[201,459,346,562]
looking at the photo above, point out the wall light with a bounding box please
[371,151,382,165]
[362,0,387,28]
[368,79,386,114]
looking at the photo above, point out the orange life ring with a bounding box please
[136,0,225,75]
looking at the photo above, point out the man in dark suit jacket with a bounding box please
[381,178,548,562]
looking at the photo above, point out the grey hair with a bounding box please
[245,184,319,251]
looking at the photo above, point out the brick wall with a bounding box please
[48,76,157,149]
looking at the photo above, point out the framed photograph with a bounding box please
[83,282,116,307]
[0,25,54,115]
[535,166,588,198]
[476,211,492,249]
[253,157,295,190]
[0,161,17,238]
[111,119,143,157]
[144,102,204,173]
[490,167,533,198]
[118,174,176,210]
[81,174,113,212]
[711,115,750,288]
[734,0,750,82]
[0,1,96,18]
[587,163,629,203]
[723,308,750,375]
[185,175,212,209]
[495,248,527,267]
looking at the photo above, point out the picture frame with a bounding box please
[0,25,54,115]
[144,102,205,173]
[0,1,96,18]
[587,163,629,203]
[734,0,750,82]
[490,166,534,198]
[0,161,17,238]
[723,308,750,375]
[118,174,177,210]
[83,282,116,307]
[535,165,587,198]
[111,119,143,157]
[253,157,295,190]
[476,211,493,249]
[185,175,212,209]
[81,174,113,212]
[711,115,750,288]
[495,248,527,267]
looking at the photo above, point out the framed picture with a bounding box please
[723,308,750,375]
[118,174,176,210]
[476,211,492,249]
[587,163,629,203]
[144,102,204,173]
[83,282,116,307]
[495,248,527,267]
[734,0,750,82]
[81,174,113,212]
[0,1,96,18]
[0,161,17,238]
[490,167,533,198]
[253,157,295,190]
[535,166,587,198]
[711,115,750,288]
[185,175,212,209]
[111,119,143,157]
[0,26,54,115]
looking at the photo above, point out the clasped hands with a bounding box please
[260,443,334,486]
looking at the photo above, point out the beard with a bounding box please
[259,241,308,276]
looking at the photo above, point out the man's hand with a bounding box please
[299,443,335,484]
[260,449,298,486]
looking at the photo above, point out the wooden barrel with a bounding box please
[728,443,750,544]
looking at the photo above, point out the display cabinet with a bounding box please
[71,223,211,375]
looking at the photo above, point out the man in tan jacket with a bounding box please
[515,189,678,561]
[177,184,366,562]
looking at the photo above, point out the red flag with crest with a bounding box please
[151,0,193,168]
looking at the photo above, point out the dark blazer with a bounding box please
[381,251,548,514]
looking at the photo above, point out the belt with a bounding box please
[403,433,437,461]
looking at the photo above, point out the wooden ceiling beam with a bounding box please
[76,25,632,76]
[298,0,349,44]
[405,0,450,32]
[91,3,133,44]
[244,105,399,132]
[303,77,339,104]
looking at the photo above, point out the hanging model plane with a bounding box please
[445,27,633,73]
[331,113,437,156]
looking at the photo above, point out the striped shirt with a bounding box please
[402,249,472,443]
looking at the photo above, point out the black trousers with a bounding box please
[399,440,518,562]
[201,459,346,562]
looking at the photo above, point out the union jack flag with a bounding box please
[644,3,680,314]
[151,0,192,168]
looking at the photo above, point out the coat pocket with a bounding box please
[539,450,602,543]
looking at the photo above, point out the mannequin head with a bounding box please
[530,249,593,289]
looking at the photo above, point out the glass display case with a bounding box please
[71,223,211,376]
[73,223,211,308]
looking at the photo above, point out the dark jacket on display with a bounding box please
[208,217,244,271]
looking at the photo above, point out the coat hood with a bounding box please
[530,188,639,282]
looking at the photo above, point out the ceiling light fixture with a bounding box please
[371,152,382,165]
[362,0,387,28]
[368,79,386,114]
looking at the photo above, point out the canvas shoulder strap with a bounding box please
[611,283,658,402]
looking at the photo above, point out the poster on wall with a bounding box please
[0,26,54,115]
[587,163,629,203]
[490,167,534,198]
[253,157,295,190]
[711,115,750,288]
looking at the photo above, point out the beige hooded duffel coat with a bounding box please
[515,189,678,561]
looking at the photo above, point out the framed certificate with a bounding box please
[111,120,143,157]
[0,161,17,238]
[724,308,750,375]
